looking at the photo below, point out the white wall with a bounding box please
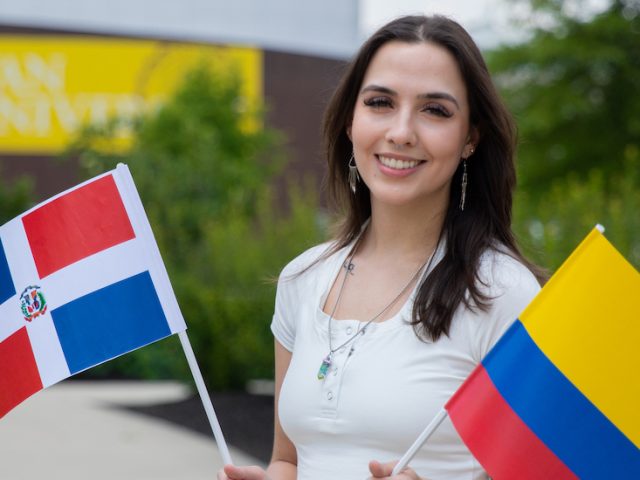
[0,0,360,59]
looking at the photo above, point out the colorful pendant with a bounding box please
[317,354,332,380]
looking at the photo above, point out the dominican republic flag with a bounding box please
[0,164,186,419]
[445,228,640,478]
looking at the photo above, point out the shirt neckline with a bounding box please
[315,235,445,334]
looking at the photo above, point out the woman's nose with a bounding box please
[385,111,417,148]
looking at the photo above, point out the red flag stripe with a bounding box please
[446,366,577,480]
[22,175,136,279]
[0,327,43,418]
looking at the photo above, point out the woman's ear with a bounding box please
[346,125,352,141]
[471,126,480,147]
[465,126,480,158]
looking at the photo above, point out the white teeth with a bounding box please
[378,155,421,170]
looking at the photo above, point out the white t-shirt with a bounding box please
[271,241,540,480]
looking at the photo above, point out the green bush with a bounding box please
[489,2,639,274]
[66,63,324,389]
[514,155,640,272]
[179,185,323,389]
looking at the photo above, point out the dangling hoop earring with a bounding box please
[459,145,474,211]
[459,159,468,211]
[348,154,360,194]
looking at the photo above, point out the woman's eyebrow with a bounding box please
[418,92,460,110]
[360,85,460,110]
[360,84,396,96]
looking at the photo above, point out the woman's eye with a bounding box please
[423,103,452,118]
[364,97,392,109]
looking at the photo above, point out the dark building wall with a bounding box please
[0,154,81,202]
[263,50,346,201]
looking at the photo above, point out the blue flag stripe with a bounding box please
[0,238,16,305]
[482,320,640,479]
[51,271,171,374]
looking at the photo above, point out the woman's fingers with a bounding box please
[216,467,229,480]
[368,460,422,480]
[221,464,268,480]
[368,459,397,478]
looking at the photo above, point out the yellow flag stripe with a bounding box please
[521,228,640,447]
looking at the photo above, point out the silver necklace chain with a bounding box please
[317,246,437,380]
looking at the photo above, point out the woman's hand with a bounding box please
[368,460,423,480]
[217,464,270,480]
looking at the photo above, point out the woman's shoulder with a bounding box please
[464,247,542,360]
[477,246,541,300]
[279,240,339,279]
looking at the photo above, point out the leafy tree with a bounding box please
[514,156,640,270]
[487,0,640,270]
[66,63,324,389]
[489,0,640,191]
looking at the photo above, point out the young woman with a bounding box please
[219,14,543,480]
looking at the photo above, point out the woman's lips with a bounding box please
[375,154,426,176]
[377,155,423,170]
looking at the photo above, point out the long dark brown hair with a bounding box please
[321,15,545,340]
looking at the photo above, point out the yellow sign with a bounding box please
[0,36,262,153]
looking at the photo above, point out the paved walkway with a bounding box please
[0,381,263,480]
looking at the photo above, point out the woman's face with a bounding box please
[349,40,476,211]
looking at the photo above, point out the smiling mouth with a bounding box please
[377,155,424,170]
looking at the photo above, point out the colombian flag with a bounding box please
[446,227,640,478]
[0,164,186,418]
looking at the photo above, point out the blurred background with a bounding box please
[0,0,638,456]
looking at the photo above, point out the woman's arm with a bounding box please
[265,339,297,478]
[218,340,297,480]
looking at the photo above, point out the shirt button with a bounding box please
[327,391,334,400]
[346,326,353,335]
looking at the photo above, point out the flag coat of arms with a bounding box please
[0,164,186,418]
[445,228,640,478]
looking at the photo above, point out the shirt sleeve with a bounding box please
[271,268,297,352]
[470,252,541,362]
[270,242,332,352]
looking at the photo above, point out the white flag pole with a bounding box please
[178,330,233,466]
[112,164,233,465]
[392,408,448,475]
[115,164,233,465]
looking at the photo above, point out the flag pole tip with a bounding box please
[595,224,605,233]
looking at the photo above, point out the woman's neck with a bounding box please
[358,201,446,264]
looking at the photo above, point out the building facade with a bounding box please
[0,0,360,200]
